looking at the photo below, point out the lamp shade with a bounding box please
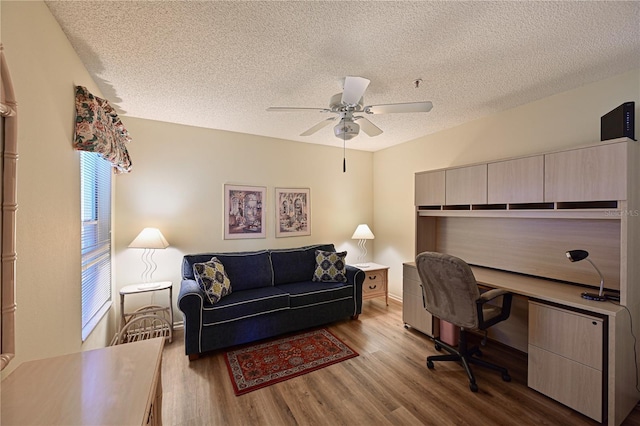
[352,224,375,240]
[128,228,169,249]
[566,249,589,262]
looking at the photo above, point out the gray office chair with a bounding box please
[415,251,513,392]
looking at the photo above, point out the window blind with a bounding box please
[80,151,112,341]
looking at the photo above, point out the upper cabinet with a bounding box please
[488,156,544,204]
[445,164,487,205]
[545,143,627,202]
[415,140,631,208]
[415,170,445,206]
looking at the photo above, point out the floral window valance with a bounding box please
[74,86,132,173]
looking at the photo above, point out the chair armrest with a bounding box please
[476,288,513,329]
[478,288,510,303]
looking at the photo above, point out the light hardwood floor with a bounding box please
[162,299,640,425]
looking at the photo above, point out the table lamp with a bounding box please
[129,227,169,285]
[565,249,606,301]
[352,224,374,267]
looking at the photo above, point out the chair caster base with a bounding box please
[427,360,434,369]
[469,382,478,392]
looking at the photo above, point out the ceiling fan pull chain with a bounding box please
[343,132,347,173]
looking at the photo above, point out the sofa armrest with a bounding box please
[346,265,365,315]
[178,279,205,356]
[178,279,204,306]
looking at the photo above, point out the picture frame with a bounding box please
[224,184,266,239]
[276,187,311,237]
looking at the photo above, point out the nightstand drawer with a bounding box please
[364,271,384,285]
[363,278,386,297]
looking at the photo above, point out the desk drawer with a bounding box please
[528,345,602,422]
[529,301,603,369]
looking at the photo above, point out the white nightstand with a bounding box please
[355,263,389,307]
[118,281,173,343]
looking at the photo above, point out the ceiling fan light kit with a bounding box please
[268,76,433,142]
[334,120,359,140]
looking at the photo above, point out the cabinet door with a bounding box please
[445,164,487,205]
[544,142,627,202]
[487,156,544,204]
[402,264,434,336]
[415,170,445,206]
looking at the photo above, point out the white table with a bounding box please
[120,281,173,343]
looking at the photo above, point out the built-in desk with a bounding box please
[470,265,624,317]
[404,261,633,424]
[472,265,626,423]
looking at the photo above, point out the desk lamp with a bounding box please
[352,224,374,267]
[565,249,606,301]
[129,227,169,286]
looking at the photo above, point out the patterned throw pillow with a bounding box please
[193,257,232,304]
[312,250,347,283]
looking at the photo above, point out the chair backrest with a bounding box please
[415,252,480,329]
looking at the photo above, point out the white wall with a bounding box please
[114,118,373,322]
[373,69,640,301]
[1,1,114,377]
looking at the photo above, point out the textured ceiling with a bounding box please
[46,1,640,152]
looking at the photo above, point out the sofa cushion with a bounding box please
[201,286,289,325]
[312,250,347,282]
[183,250,273,291]
[277,281,354,308]
[270,244,335,285]
[193,257,232,304]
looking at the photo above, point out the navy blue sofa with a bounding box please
[178,244,364,360]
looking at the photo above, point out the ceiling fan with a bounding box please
[267,76,433,141]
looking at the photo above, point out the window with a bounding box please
[80,151,112,341]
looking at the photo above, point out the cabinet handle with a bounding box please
[369,275,377,280]
[368,285,377,290]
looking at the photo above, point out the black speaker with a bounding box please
[601,101,635,141]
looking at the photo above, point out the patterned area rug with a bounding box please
[224,328,358,395]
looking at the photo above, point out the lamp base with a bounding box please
[581,292,607,302]
[355,263,370,268]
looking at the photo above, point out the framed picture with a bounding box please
[276,187,311,237]
[224,184,266,239]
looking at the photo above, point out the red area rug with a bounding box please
[224,328,358,395]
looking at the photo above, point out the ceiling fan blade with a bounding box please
[300,117,336,136]
[341,76,370,106]
[267,107,331,113]
[365,101,433,114]
[355,117,383,137]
